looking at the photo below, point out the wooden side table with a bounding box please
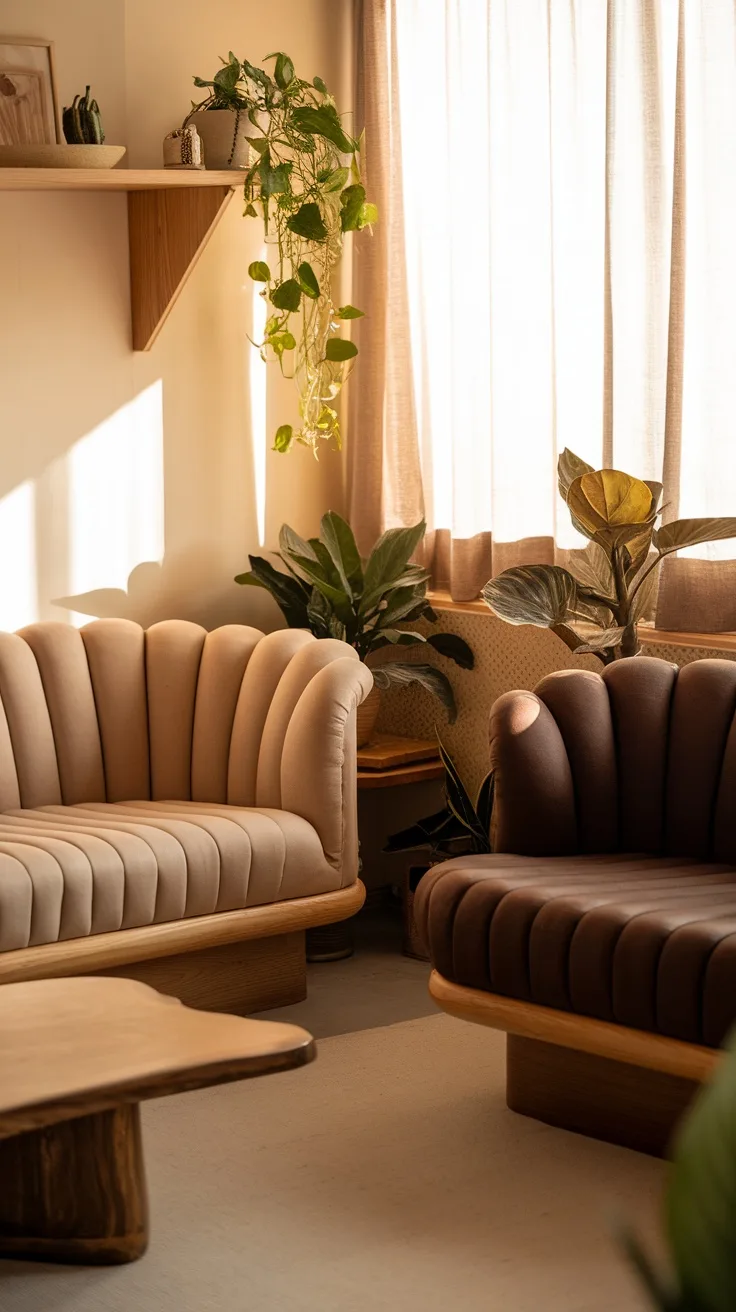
[0,976,313,1264]
[357,733,444,790]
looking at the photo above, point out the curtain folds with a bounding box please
[349,0,736,628]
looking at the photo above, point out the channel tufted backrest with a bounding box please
[489,657,736,862]
[0,619,361,813]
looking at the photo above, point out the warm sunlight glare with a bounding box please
[250,249,268,547]
[67,382,164,618]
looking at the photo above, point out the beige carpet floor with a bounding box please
[0,1014,665,1312]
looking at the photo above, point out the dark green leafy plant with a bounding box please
[385,737,493,861]
[192,53,376,455]
[483,449,736,663]
[236,514,473,720]
[623,1028,736,1310]
[62,87,105,145]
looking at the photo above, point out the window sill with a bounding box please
[427,590,736,654]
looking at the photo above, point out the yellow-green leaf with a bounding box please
[568,470,654,535]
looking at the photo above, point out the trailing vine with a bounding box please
[192,52,376,456]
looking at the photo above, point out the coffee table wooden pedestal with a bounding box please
[0,976,314,1264]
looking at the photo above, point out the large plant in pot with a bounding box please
[235,514,473,745]
[483,448,736,661]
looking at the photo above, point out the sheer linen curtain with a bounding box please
[348,0,736,628]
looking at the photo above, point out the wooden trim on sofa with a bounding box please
[429,969,720,1083]
[0,881,366,985]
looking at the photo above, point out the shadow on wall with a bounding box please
[53,552,283,633]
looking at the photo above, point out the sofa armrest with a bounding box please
[490,690,576,855]
[280,659,374,884]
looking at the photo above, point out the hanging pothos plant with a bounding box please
[193,52,376,456]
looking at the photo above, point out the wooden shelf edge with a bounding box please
[0,168,242,191]
[428,591,736,653]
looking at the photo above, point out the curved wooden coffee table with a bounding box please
[0,976,314,1264]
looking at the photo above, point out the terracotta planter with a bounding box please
[187,109,250,169]
[356,683,381,748]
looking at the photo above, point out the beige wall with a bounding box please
[0,0,350,632]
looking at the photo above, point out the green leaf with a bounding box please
[233,554,309,625]
[279,524,354,623]
[270,279,302,312]
[286,202,328,242]
[297,262,320,299]
[214,57,241,92]
[242,59,272,91]
[248,260,270,282]
[362,521,427,610]
[320,511,363,593]
[569,542,615,600]
[666,1032,736,1311]
[245,136,269,155]
[482,564,579,628]
[372,662,458,722]
[313,75,328,94]
[358,201,378,227]
[654,517,736,557]
[267,51,295,90]
[370,584,429,633]
[340,183,366,232]
[306,584,333,638]
[436,736,490,846]
[557,448,595,502]
[426,632,474,669]
[325,338,358,362]
[336,305,365,319]
[259,154,292,198]
[291,104,355,153]
[273,424,294,453]
[370,630,427,649]
[322,166,349,193]
[243,202,258,218]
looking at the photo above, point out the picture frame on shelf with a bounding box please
[0,38,60,147]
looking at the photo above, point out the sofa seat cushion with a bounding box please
[415,854,736,1048]
[0,802,339,952]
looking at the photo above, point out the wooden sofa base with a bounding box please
[507,1034,699,1157]
[100,932,306,1016]
[0,882,365,1015]
[429,970,720,1158]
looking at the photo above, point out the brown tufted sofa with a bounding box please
[0,619,372,1014]
[416,657,736,1155]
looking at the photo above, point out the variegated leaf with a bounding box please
[482,564,578,628]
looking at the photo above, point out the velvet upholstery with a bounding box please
[417,658,736,1049]
[0,619,372,953]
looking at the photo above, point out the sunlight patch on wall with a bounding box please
[0,481,37,631]
[249,250,268,547]
[67,382,165,622]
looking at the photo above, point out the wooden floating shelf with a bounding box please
[0,168,244,349]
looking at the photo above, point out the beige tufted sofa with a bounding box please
[0,619,372,1013]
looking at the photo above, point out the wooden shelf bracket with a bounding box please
[128,184,235,351]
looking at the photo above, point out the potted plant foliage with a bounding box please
[236,513,473,745]
[192,51,375,455]
[384,739,492,959]
[188,52,253,169]
[483,449,736,662]
[623,1025,736,1310]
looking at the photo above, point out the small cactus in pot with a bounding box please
[62,87,105,145]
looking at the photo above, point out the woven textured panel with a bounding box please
[376,610,736,793]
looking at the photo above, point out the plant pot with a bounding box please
[187,109,250,170]
[402,865,431,961]
[306,919,354,961]
[356,683,381,748]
